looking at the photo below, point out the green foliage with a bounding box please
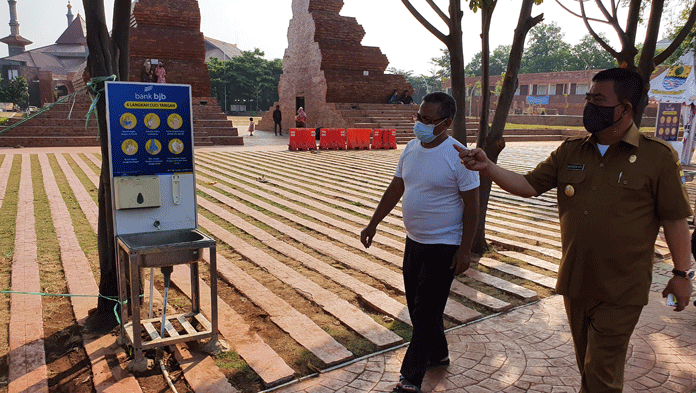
[571,33,617,70]
[430,48,451,79]
[0,76,29,108]
[521,22,576,73]
[463,25,615,77]
[207,49,282,112]
[465,45,510,77]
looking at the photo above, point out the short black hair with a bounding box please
[422,92,456,119]
[592,68,644,111]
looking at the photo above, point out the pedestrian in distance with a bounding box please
[361,92,480,393]
[248,117,254,136]
[399,90,414,105]
[155,62,166,83]
[457,67,693,393]
[295,107,307,127]
[388,89,400,104]
[273,105,282,135]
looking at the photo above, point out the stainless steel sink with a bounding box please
[117,229,215,267]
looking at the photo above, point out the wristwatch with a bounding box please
[672,268,695,279]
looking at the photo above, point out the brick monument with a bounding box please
[128,0,210,97]
[126,0,242,145]
[275,0,413,130]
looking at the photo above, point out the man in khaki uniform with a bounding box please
[457,68,693,392]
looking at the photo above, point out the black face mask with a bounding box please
[583,102,622,134]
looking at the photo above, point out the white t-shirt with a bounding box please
[395,137,480,245]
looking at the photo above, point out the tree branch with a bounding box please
[625,0,641,45]
[592,0,626,37]
[401,0,448,43]
[580,0,620,58]
[638,0,663,75]
[425,0,450,25]
[594,0,615,25]
[610,0,617,18]
[654,0,696,65]
[554,0,610,24]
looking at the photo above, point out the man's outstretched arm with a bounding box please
[454,145,538,198]
[360,176,405,248]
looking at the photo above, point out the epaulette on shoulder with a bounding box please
[563,135,587,144]
[642,132,674,150]
[641,132,681,158]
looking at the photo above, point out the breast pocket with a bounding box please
[606,172,647,206]
[557,170,587,206]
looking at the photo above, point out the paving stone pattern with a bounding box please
[1,142,695,392]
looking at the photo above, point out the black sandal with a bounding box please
[393,376,422,393]
[426,357,450,369]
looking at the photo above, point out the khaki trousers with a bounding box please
[564,296,643,393]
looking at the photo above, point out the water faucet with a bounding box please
[154,220,161,230]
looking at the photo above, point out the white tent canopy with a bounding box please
[649,51,696,105]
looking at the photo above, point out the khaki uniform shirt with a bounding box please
[524,124,692,305]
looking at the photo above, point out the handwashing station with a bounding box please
[105,81,218,369]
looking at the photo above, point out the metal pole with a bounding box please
[160,266,173,338]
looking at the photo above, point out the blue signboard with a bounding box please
[526,96,550,105]
[105,82,193,177]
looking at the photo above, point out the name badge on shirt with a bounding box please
[566,164,585,171]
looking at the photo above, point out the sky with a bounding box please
[0,0,678,75]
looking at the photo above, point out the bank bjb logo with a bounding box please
[663,65,692,90]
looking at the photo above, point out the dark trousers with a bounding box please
[274,121,282,134]
[564,296,643,393]
[400,237,458,387]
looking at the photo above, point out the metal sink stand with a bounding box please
[115,229,218,365]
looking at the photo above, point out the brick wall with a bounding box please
[307,0,412,103]
[127,0,210,97]
[308,0,344,13]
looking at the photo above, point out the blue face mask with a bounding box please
[413,119,446,143]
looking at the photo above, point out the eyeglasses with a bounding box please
[412,113,446,125]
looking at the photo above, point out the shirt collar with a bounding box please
[581,123,640,148]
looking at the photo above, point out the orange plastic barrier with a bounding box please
[319,128,346,150]
[372,129,397,149]
[346,129,371,150]
[288,128,317,151]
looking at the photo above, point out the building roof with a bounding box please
[0,34,32,46]
[56,14,86,45]
[205,36,242,61]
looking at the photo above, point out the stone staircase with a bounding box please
[0,94,242,148]
[257,101,586,145]
[335,103,418,144]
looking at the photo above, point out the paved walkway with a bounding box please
[2,133,696,393]
[271,291,696,393]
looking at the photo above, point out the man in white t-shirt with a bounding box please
[361,92,480,393]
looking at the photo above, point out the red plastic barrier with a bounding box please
[372,129,397,149]
[371,129,384,149]
[385,129,397,149]
[319,128,346,150]
[347,128,371,150]
[288,128,317,151]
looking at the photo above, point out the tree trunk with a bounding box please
[471,0,543,253]
[82,0,131,330]
[476,2,494,148]
[449,0,467,145]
